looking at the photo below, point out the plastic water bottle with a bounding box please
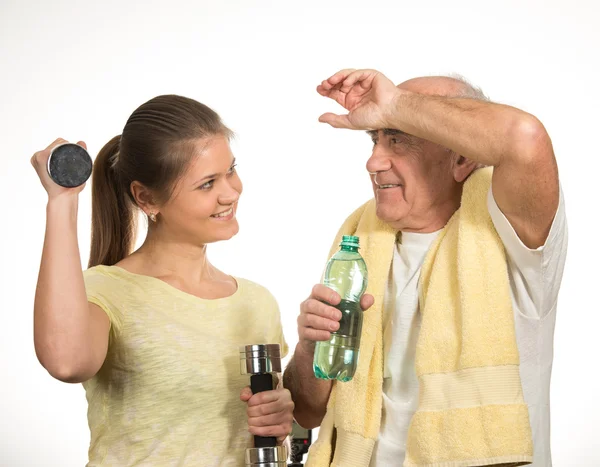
[313,235,368,382]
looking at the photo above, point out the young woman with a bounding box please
[31,95,293,466]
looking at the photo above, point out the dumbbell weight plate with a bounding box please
[47,143,92,188]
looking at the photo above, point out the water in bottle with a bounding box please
[313,235,368,382]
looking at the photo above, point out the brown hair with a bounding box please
[88,95,233,268]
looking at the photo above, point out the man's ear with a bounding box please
[453,155,478,183]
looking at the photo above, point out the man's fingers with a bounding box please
[310,284,340,305]
[317,85,349,109]
[300,327,331,342]
[360,293,375,311]
[297,284,342,344]
[302,297,341,321]
[299,312,339,332]
[318,112,353,129]
[323,69,357,88]
[317,84,331,96]
[305,310,340,331]
[338,69,376,93]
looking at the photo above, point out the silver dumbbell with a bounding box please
[240,344,287,467]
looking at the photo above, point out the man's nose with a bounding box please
[366,144,393,174]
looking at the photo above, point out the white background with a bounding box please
[1,0,598,465]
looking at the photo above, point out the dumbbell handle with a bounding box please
[250,373,277,448]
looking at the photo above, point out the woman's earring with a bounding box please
[149,212,157,222]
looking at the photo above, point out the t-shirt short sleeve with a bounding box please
[487,184,568,319]
[83,266,124,333]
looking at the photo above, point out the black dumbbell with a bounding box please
[47,142,92,188]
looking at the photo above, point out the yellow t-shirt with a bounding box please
[82,265,288,467]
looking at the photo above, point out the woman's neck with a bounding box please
[120,228,218,283]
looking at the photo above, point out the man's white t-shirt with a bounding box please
[370,186,568,467]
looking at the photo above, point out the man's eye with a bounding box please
[227,164,237,175]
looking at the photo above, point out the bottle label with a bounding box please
[330,299,363,349]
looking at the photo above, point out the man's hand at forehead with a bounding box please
[317,68,401,130]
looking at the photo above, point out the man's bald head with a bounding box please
[398,75,488,100]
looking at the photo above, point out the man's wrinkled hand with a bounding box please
[317,68,402,130]
[297,284,374,355]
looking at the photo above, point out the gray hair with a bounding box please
[443,73,490,101]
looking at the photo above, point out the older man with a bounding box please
[283,69,567,467]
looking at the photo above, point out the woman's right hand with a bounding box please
[297,284,374,354]
[31,138,88,198]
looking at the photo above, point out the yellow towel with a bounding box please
[306,167,533,467]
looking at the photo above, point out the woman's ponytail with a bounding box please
[88,135,137,268]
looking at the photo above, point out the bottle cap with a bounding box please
[340,235,360,248]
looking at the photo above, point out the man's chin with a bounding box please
[375,204,408,227]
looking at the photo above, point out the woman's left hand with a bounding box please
[240,386,295,443]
